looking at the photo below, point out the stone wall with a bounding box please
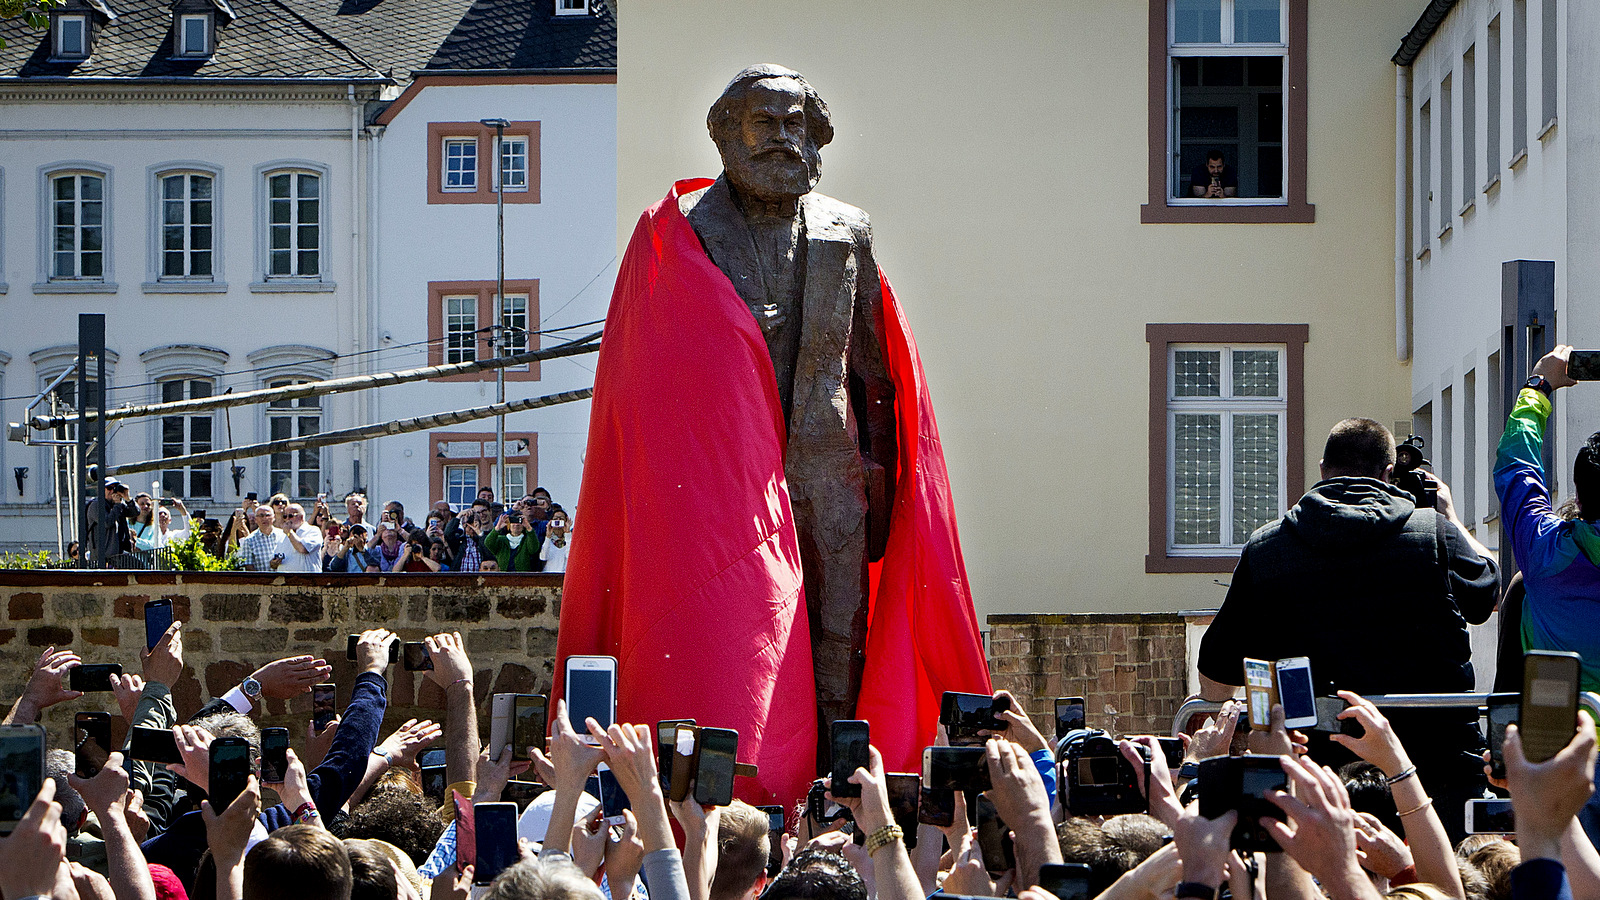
[987,613,1195,736]
[0,571,563,755]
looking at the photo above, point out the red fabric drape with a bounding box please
[555,180,989,807]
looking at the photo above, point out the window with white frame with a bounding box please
[54,14,88,58]
[444,464,478,509]
[555,0,589,16]
[498,137,529,192]
[445,296,478,364]
[178,14,209,56]
[501,293,529,363]
[268,380,320,498]
[51,173,105,279]
[160,378,214,498]
[1168,345,1286,552]
[443,138,477,191]
[160,173,214,279]
[266,171,320,278]
[1169,0,1287,201]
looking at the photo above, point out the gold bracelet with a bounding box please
[863,824,904,855]
[1396,798,1433,817]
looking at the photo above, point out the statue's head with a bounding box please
[707,65,833,204]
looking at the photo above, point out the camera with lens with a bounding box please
[1057,729,1148,817]
[1197,755,1288,852]
[1392,434,1437,509]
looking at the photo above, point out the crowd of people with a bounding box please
[0,618,1593,900]
[82,484,572,574]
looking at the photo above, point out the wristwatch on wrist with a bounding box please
[1176,883,1217,900]
[1178,761,1202,779]
[1525,374,1554,396]
[241,677,262,702]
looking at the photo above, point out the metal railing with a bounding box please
[1171,691,1600,737]
[99,548,183,571]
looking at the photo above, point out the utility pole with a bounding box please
[481,117,510,505]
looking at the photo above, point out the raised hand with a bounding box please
[253,654,333,699]
[141,622,184,687]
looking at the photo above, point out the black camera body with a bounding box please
[1058,729,1147,817]
[1197,755,1287,852]
[1393,435,1438,509]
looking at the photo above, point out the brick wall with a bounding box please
[0,571,563,757]
[987,613,1196,736]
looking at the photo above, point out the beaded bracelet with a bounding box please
[863,824,903,855]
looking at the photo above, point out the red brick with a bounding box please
[0,629,13,645]
[27,626,71,647]
[163,595,193,624]
[83,628,120,647]
[113,594,150,620]
[204,661,252,699]
[9,593,43,620]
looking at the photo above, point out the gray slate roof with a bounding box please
[279,0,479,85]
[0,0,385,80]
[422,0,615,73]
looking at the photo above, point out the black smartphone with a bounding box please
[596,767,631,819]
[657,719,695,794]
[512,695,548,761]
[1156,736,1184,769]
[1038,863,1093,900]
[402,642,434,672]
[1487,692,1519,780]
[806,779,829,828]
[144,599,174,652]
[501,780,549,812]
[695,727,739,807]
[1198,755,1287,852]
[918,785,955,827]
[473,801,520,885]
[1522,650,1582,763]
[830,720,870,798]
[312,683,338,732]
[0,724,45,836]
[1055,697,1086,741]
[974,795,1015,876]
[884,773,920,849]
[924,745,990,793]
[70,664,122,693]
[758,804,786,876]
[347,634,400,663]
[128,726,183,765]
[260,727,290,784]
[942,692,1007,746]
[209,735,252,811]
[420,748,449,801]
[247,492,258,501]
[74,712,112,779]
[1566,350,1600,381]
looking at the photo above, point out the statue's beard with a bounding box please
[720,143,819,203]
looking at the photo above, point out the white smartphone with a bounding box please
[564,655,618,743]
[1465,798,1515,834]
[1275,657,1318,730]
[488,693,515,762]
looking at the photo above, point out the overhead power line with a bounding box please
[108,387,595,477]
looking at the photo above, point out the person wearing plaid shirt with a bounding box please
[240,506,288,571]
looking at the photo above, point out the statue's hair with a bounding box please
[707,65,833,150]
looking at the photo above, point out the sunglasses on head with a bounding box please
[270,499,288,506]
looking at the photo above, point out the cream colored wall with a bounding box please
[618,1,1422,622]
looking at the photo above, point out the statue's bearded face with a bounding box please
[717,78,818,203]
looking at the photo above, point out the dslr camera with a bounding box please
[1392,435,1438,509]
[1057,729,1148,817]
[1197,755,1288,852]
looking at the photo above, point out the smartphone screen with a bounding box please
[1567,350,1600,381]
[1055,697,1086,740]
[830,720,870,798]
[128,726,183,765]
[564,657,617,735]
[0,725,45,836]
[74,712,111,779]
[1155,736,1184,769]
[974,795,1015,876]
[918,783,955,827]
[1487,692,1518,779]
[70,664,122,693]
[144,599,174,652]
[473,802,520,884]
[402,642,433,671]
[1242,658,1275,731]
[695,727,738,807]
[312,683,338,732]
[884,773,920,849]
[260,728,290,784]
[1522,650,1581,762]
[512,695,548,761]
[758,804,785,876]
[209,737,252,811]
[1275,657,1317,728]
[926,746,989,792]
[488,694,514,760]
[421,764,448,800]
[1039,863,1093,900]
[657,719,694,794]
[596,767,631,817]
[1467,798,1516,834]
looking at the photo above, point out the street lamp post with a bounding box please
[481,117,510,504]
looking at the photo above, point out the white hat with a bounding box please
[517,789,601,846]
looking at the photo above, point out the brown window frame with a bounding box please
[426,279,541,382]
[426,121,541,205]
[1142,0,1315,224]
[1146,322,1308,573]
[429,430,539,507]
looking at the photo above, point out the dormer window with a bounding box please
[555,0,589,15]
[54,14,89,58]
[177,13,210,56]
